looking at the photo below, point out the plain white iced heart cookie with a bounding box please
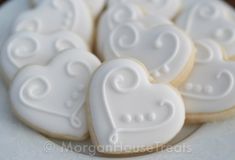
[13,0,93,45]
[88,59,185,154]
[97,3,195,85]
[1,31,88,82]
[10,49,101,140]
[179,39,235,123]
[176,0,235,59]
[108,0,181,19]
[30,0,106,19]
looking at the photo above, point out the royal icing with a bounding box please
[10,49,101,139]
[97,3,194,83]
[88,59,185,153]
[179,39,235,114]
[1,31,88,82]
[108,0,182,19]
[176,0,235,59]
[30,0,106,18]
[13,0,93,45]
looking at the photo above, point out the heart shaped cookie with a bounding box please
[97,3,195,85]
[176,0,235,59]
[10,49,101,140]
[1,31,88,82]
[179,39,235,123]
[88,59,185,154]
[13,0,93,45]
[108,0,181,19]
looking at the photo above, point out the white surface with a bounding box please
[0,0,235,159]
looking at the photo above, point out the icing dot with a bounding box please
[194,85,202,93]
[185,83,193,91]
[65,100,74,108]
[146,113,156,121]
[154,71,161,78]
[205,85,213,94]
[161,65,170,73]
[155,40,163,49]
[71,91,80,100]
[135,114,144,122]
[121,114,132,123]
[214,28,234,42]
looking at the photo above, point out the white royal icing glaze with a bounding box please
[89,59,185,153]
[31,0,106,18]
[1,31,88,82]
[179,39,235,113]
[10,49,101,139]
[176,0,235,58]
[108,0,182,19]
[13,0,93,45]
[97,3,194,83]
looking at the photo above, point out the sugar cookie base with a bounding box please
[186,106,235,124]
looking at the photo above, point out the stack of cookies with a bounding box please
[1,0,235,155]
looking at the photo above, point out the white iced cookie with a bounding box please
[97,3,195,85]
[1,31,88,82]
[108,0,182,19]
[10,49,101,140]
[30,0,106,19]
[88,59,185,154]
[176,0,235,59]
[85,0,106,18]
[179,39,235,123]
[14,0,93,45]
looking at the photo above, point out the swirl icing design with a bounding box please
[109,0,180,19]
[7,36,39,68]
[18,56,94,129]
[1,31,89,82]
[101,66,175,145]
[179,39,235,114]
[181,70,234,100]
[109,23,181,79]
[54,38,77,52]
[177,1,235,55]
[13,0,92,45]
[108,3,140,29]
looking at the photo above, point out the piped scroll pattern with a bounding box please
[108,3,140,29]
[54,38,78,52]
[101,66,175,145]
[109,24,180,78]
[19,60,92,128]
[7,36,39,68]
[184,1,235,44]
[180,41,235,100]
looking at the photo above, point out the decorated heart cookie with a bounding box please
[88,59,185,154]
[1,31,88,82]
[10,49,101,140]
[176,0,235,59]
[30,0,106,19]
[108,0,181,19]
[179,39,235,123]
[13,0,93,45]
[97,3,195,85]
